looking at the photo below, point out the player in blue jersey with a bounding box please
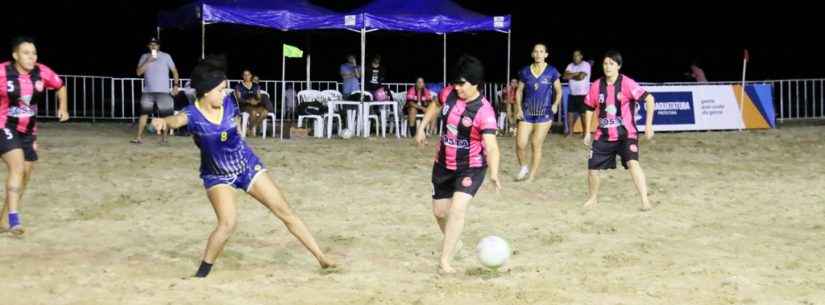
[514,43,562,182]
[151,56,335,277]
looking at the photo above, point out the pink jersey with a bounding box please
[435,89,497,170]
[584,74,648,141]
[405,86,432,106]
[438,85,453,105]
[0,62,64,135]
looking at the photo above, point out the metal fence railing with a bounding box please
[38,76,824,125]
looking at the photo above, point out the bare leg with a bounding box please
[17,161,33,205]
[135,114,149,141]
[201,186,238,264]
[432,199,451,234]
[407,107,418,137]
[247,174,335,268]
[0,150,25,234]
[583,170,601,208]
[515,121,533,180]
[525,122,552,182]
[566,112,579,137]
[506,104,515,133]
[439,192,473,274]
[627,161,652,211]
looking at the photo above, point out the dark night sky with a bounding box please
[0,1,819,83]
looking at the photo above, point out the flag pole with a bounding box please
[739,49,748,131]
[281,49,286,140]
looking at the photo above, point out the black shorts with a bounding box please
[431,164,486,200]
[588,138,639,170]
[568,95,586,114]
[0,129,38,161]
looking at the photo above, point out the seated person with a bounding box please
[234,69,273,136]
[405,77,434,137]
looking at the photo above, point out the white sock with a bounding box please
[517,166,529,179]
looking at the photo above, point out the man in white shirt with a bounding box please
[562,50,590,138]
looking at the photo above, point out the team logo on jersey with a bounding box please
[605,105,617,115]
[34,81,44,92]
[8,105,34,117]
[461,117,473,127]
[446,124,458,135]
[220,131,228,142]
[461,177,473,187]
[533,83,539,91]
[598,94,605,104]
[629,144,638,153]
[616,92,623,101]
[19,95,33,106]
[541,77,551,85]
[441,136,470,149]
[442,105,450,116]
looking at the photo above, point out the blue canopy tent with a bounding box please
[158,0,351,139]
[158,0,349,58]
[345,0,512,96]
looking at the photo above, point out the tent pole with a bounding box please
[201,20,206,59]
[506,30,511,84]
[360,26,366,102]
[307,32,312,88]
[443,33,447,86]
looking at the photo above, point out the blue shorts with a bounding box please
[201,154,267,192]
[521,113,553,124]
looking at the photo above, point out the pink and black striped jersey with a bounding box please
[0,62,64,135]
[435,88,497,170]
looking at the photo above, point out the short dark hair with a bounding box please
[604,50,623,66]
[191,55,228,98]
[451,54,484,85]
[11,36,35,52]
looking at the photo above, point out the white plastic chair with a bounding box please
[258,91,278,139]
[319,90,343,136]
[392,90,411,137]
[297,90,325,138]
[494,90,513,134]
[351,91,382,136]
[321,90,343,102]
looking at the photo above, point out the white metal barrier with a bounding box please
[38,76,824,125]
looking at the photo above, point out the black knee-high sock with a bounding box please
[409,125,417,137]
[195,261,213,277]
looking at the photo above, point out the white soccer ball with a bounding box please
[340,128,354,139]
[476,235,511,269]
